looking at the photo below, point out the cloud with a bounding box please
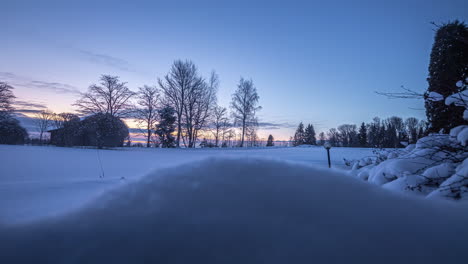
[76,49,134,72]
[0,72,80,95]
[14,109,44,114]
[128,128,144,134]
[14,100,48,110]
[29,80,80,94]
[0,72,16,79]
[257,121,296,130]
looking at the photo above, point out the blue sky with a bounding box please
[2,0,467,139]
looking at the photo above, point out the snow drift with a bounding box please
[1,158,468,263]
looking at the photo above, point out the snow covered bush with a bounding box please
[350,131,467,200]
[79,113,129,148]
[350,77,468,200]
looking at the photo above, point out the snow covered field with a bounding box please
[0,145,372,223]
[1,145,468,263]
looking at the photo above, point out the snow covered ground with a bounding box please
[0,145,373,223]
[1,157,467,263]
[1,145,467,262]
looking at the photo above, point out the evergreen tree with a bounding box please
[155,106,176,148]
[293,122,305,146]
[382,120,399,148]
[358,122,367,147]
[266,134,274,146]
[304,124,317,145]
[367,117,381,147]
[425,20,468,132]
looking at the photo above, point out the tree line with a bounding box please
[291,116,428,148]
[0,60,263,148]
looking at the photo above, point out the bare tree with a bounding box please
[35,110,54,143]
[318,132,326,145]
[211,106,228,147]
[0,82,15,116]
[135,85,160,147]
[185,71,218,147]
[327,128,339,147]
[337,124,358,147]
[375,86,424,99]
[245,117,259,147]
[221,117,232,143]
[224,129,235,147]
[159,60,202,147]
[74,75,135,117]
[159,61,218,148]
[230,78,261,147]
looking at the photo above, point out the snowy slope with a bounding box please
[0,145,373,223]
[1,158,467,263]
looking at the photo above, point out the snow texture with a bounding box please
[1,158,467,263]
[0,145,373,223]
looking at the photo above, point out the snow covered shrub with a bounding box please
[79,113,129,148]
[351,131,467,200]
[428,158,468,200]
[0,114,28,145]
[345,147,409,172]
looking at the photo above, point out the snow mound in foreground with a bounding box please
[1,158,468,263]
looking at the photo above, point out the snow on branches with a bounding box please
[348,129,468,200]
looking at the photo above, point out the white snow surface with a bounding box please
[1,158,467,263]
[0,145,372,223]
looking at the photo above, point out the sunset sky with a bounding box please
[2,0,467,140]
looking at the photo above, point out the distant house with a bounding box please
[48,126,82,147]
[48,128,63,145]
